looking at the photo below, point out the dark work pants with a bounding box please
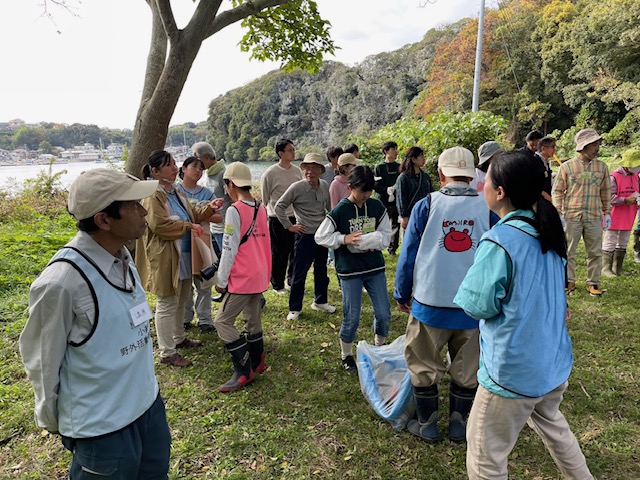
[386,202,400,254]
[289,233,329,312]
[61,394,171,480]
[269,216,296,290]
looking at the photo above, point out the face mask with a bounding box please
[629,166,640,174]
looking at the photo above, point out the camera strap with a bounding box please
[240,202,260,246]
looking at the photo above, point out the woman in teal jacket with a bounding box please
[454,152,593,480]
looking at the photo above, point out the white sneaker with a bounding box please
[274,288,287,296]
[286,311,300,321]
[311,302,336,313]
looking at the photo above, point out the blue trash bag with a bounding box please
[356,335,415,431]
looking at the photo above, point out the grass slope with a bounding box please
[1,216,639,479]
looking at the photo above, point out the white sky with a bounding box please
[0,0,480,130]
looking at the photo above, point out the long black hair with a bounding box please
[488,151,566,259]
[399,146,424,174]
[142,150,173,180]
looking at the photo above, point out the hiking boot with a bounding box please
[587,284,603,297]
[286,311,301,321]
[311,302,336,313]
[565,281,576,294]
[160,353,191,367]
[199,324,215,333]
[342,355,358,374]
[176,338,203,349]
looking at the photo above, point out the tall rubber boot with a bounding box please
[613,249,626,276]
[219,338,254,393]
[449,382,476,443]
[246,331,266,374]
[601,250,615,277]
[633,232,640,263]
[407,385,440,442]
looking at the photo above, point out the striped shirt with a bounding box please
[552,156,611,220]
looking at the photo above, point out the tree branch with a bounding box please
[139,0,168,112]
[204,0,291,39]
[154,0,179,42]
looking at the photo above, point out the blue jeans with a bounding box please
[289,233,329,312]
[62,394,171,479]
[339,271,391,343]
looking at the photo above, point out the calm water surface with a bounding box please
[0,161,276,194]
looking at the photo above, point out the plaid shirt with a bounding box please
[552,156,611,220]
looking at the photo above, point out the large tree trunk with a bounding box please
[127,38,201,177]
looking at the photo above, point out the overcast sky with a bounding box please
[1,0,481,129]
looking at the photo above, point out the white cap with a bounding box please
[67,168,158,220]
[438,146,475,179]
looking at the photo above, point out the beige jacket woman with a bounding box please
[136,187,213,297]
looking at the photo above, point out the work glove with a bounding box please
[603,214,611,231]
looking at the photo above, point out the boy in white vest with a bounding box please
[394,147,495,443]
[20,169,171,479]
[214,162,272,392]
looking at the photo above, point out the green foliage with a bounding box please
[0,163,69,223]
[238,0,336,74]
[358,112,508,169]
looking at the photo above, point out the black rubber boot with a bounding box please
[407,385,440,442]
[219,338,254,393]
[448,382,476,443]
[246,331,266,374]
[613,249,626,276]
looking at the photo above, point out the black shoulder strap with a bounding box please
[240,202,260,246]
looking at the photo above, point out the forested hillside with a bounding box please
[207,0,640,162]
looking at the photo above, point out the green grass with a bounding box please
[1,215,639,479]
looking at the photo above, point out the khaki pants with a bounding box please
[467,383,593,480]
[214,293,263,344]
[404,315,479,389]
[565,218,602,285]
[155,279,192,358]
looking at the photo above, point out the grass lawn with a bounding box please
[1,215,639,479]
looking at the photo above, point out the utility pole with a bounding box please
[472,0,486,112]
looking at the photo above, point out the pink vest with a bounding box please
[610,171,639,230]
[228,201,272,294]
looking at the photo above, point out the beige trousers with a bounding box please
[467,383,593,480]
[404,315,479,389]
[565,218,603,285]
[214,293,263,344]
[154,279,192,358]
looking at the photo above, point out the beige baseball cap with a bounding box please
[337,153,361,167]
[223,162,253,187]
[438,146,475,178]
[67,168,158,220]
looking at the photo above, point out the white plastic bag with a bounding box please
[356,335,414,430]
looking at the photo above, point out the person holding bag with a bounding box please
[136,150,222,368]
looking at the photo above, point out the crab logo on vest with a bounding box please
[440,219,475,252]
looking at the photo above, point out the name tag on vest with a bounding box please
[130,301,152,327]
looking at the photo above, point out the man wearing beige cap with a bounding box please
[395,146,493,443]
[552,128,611,296]
[275,152,335,321]
[20,169,171,478]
